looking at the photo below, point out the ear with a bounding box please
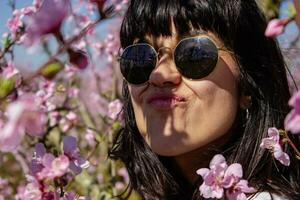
[239,95,252,109]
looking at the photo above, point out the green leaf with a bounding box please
[112,122,121,130]
[2,37,12,49]
[0,77,16,99]
[40,60,64,79]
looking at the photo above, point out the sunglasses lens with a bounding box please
[174,37,218,79]
[120,44,157,84]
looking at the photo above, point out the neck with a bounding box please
[173,134,230,184]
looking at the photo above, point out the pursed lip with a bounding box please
[146,93,186,109]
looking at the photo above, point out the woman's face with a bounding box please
[128,30,240,156]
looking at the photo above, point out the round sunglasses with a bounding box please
[119,36,228,85]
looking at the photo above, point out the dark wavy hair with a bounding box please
[109,0,300,199]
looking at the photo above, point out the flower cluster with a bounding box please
[260,128,291,166]
[197,154,256,200]
[16,137,90,199]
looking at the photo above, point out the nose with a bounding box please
[148,51,182,87]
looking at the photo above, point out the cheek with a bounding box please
[185,81,238,148]
[182,60,239,149]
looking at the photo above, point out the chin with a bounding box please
[148,141,196,157]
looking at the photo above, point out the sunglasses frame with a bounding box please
[119,35,231,86]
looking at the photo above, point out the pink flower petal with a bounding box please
[42,153,55,167]
[196,168,209,177]
[273,146,290,166]
[267,127,280,139]
[265,18,287,38]
[211,185,225,199]
[225,163,243,179]
[199,183,224,199]
[285,110,300,134]
[288,91,300,110]
[209,154,226,169]
[199,183,214,199]
[25,0,69,45]
[260,137,276,149]
[222,163,243,188]
[236,180,256,193]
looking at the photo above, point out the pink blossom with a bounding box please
[68,87,80,98]
[63,136,90,174]
[285,91,300,134]
[196,154,228,199]
[36,81,57,112]
[6,14,22,32]
[30,143,71,180]
[60,111,78,132]
[49,111,61,127]
[64,64,79,79]
[6,7,35,39]
[38,154,70,180]
[23,179,42,200]
[260,128,290,166]
[118,167,129,183]
[14,185,26,200]
[108,99,123,120]
[196,154,256,199]
[0,95,46,152]
[25,0,69,45]
[265,18,288,38]
[6,13,23,39]
[226,180,257,200]
[103,33,120,63]
[2,61,20,83]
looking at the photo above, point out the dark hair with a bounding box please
[109,0,300,199]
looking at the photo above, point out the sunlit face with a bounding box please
[128,30,240,156]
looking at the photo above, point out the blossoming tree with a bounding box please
[0,0,137,199]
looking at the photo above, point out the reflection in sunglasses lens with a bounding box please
[120,44,156,84]
[174,38,218,79]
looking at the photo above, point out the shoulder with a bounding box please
[248,192,288,200]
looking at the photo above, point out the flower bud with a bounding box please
[68,49,89,69]
[40,60,64,79]
[0,77,16,99]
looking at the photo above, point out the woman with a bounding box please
[109,0,300,199]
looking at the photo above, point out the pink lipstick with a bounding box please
[147,94,186,109]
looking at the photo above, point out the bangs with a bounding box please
[120,0,238,48]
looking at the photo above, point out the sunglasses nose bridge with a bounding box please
[157,46,173,60]
[149,51,181,87]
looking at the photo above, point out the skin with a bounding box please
[128,28,242,182]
